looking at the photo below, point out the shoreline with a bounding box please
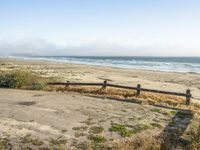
[1,56,200,75]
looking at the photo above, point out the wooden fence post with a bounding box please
[65,81,70,88]
[137,84,141,96]
[186,89,191,105]
[102,80,107,89]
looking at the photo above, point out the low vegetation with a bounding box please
[0,139,9,150]
[89,126,104,134]
[150,123,163,129]
[81,118,95,126]
[112,134,162,150]
[0,70,56,90]
[71,121,200,150]
[1,69,197,113]
[52,85,200,116]
[186,120,200,149]
[88,135,106,144]
[112,121,200,150]
[109,124,135,137]
[53,85,189,107]
[150,108,161,113]
[72,126,88,131]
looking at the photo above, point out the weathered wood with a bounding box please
[106,83,137,90]
[186,89,191,105]
[102,80,107,89]
[48,82,103,86]
[48,82,190,105]
[48,82,186,96]
[65,81,70,88]
[137,84,141,96]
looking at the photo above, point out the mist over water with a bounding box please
[10,56,200,73]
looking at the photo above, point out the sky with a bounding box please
[0,0,200,56]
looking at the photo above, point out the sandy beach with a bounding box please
[1,1,200,149]
[1,58,200,102]
[0,58,200,149]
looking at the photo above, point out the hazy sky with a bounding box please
[0,0,200,56]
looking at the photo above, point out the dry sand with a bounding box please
[1,58,200,102]
[0,58,199,149]
[0,89,192,149]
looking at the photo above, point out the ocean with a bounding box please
[9,56,200,73]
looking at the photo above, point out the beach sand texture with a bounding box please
[0,58,199,149]
[1,58,200,102]
[0,88,192,149]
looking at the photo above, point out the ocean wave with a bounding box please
[8,56,200,73]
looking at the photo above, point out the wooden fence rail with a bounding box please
[48,81,192,105]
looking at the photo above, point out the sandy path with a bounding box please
[0,88,184,149]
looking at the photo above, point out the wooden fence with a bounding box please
[48,80,192,105]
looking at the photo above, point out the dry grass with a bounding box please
[46,85,200,113]
[139,92,185,106]
[50,85,200,149]
[72,133,164,150]
[109,118,200,150]
[112,134,162,150]
[1,70,196,112]
[186,119,200,150]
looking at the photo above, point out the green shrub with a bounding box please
[0,71,30,88]
[0,70,50,90]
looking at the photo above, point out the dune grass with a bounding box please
[0,70,56,90]
[51,85,200,111]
